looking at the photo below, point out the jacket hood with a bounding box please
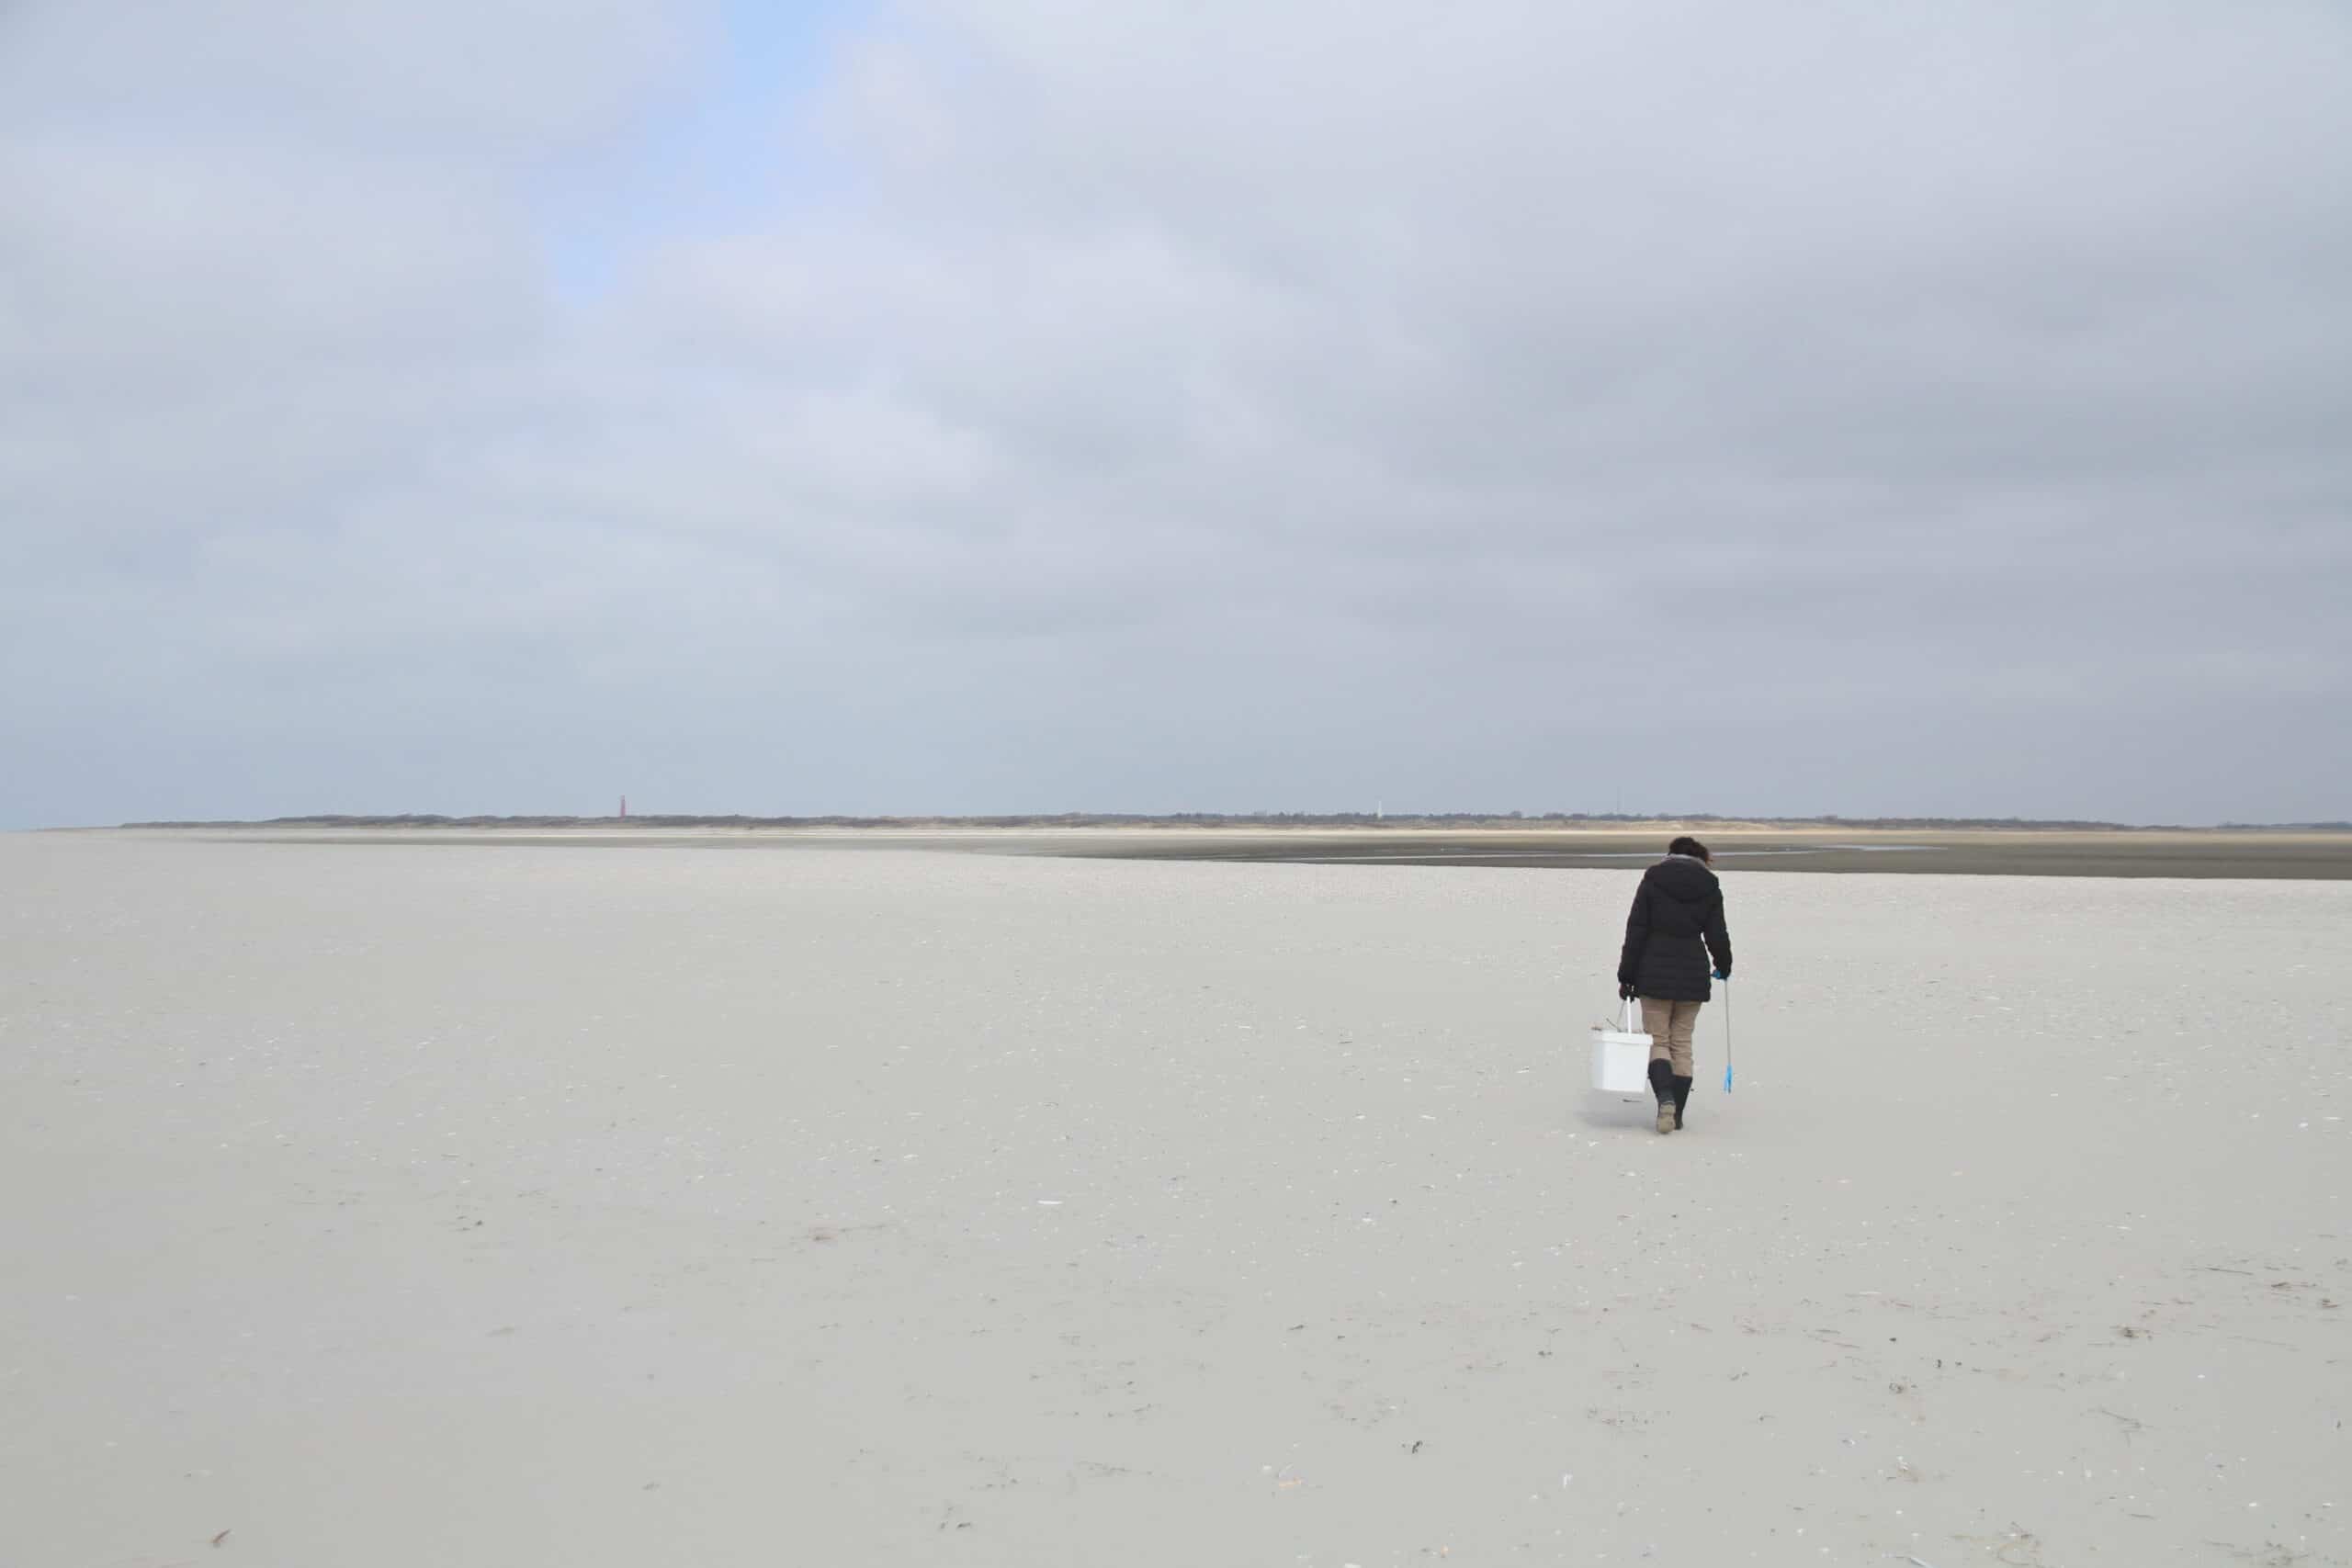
[1647,854,1720,903]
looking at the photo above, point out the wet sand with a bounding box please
[1057,828,2352,879]
[4,830,2346,1566]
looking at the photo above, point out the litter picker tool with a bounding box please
[1721,976,1734,1093]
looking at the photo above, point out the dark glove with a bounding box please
[1618,981,1637,999]
[1712,968,1730,982]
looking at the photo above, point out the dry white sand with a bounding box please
[2,832,2345,1567]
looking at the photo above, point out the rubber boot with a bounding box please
[1670,1075,1693,1131]
[1648,1058,1676,1134]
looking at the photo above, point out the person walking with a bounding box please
[1617,836,1733,1134]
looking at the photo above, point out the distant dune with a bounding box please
[112,810,2352,831]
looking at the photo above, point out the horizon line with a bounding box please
[86,810,2352,833]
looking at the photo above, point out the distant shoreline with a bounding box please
[65,818,2352,878]
[103,812,2352,832]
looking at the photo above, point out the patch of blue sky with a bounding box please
[534,0,869,303]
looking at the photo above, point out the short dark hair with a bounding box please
[1668,836,1712,862]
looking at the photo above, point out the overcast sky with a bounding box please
[5,1,2347,828]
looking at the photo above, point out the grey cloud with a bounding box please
[3,0,2348,825]
[0,0,690,152]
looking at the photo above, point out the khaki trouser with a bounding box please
[1641,998,1703,1077]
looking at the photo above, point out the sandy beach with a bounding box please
[2,831,2345,1566]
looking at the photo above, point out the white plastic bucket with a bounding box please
[1589,998,1652,1093]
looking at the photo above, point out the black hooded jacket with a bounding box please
[1617,854,1733,1002]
